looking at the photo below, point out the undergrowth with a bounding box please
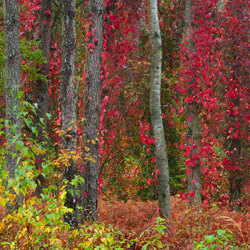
[0,100,249,250]
[0,195,249,249]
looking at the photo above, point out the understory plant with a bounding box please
[194,229,250,250]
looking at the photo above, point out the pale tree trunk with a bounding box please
[61,0,78,227]
[34,0,52,195]
[217,0,225,12]
[185,0,201,205]
[4,0,22,209]
[82,0,104,222]
[149,0,171,220]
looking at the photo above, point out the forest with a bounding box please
[0,0,249,249]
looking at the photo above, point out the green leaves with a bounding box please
[194,229,241,250]
[20,38,47,82]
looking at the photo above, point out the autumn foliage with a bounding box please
[0,0,249,248]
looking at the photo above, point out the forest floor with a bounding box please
[98,196,250,249]
[0,196,249,249]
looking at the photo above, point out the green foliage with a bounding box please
[20,37,48,82]
[194,229,250,250]
[71,223,126,249]
[138,217,169,249]
[0,104,70,249]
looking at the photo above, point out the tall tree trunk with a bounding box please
[82,0,104,222]
[34,0,52,195]
[226,0,249,211]
[61,0,78,227]
[217,0,225,12]
[228,95,242,211]
[185,0,201,206]
[4,0,22,209]
[149,0,171,220]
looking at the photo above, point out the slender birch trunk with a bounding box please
[4,0,22,209]
[184,0,201,206]
[34,0,52,194]
[82,0,104,222]
[61,0,78,227]
[149,0,171,220]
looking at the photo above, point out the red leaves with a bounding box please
[233,133,239,139]
[184,96,194,103]
[189,192,195,197]
[185,168,191,175]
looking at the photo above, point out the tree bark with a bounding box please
[82,0,104,222]
[184,0,201,206]
[61,0,78,227]
[149,0,171,220]
[34,0,52,195]
[217,0,225,12]
[225,0,249,211]
[4,0,22,209]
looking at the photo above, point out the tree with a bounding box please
[220,0,250,210]
[149,0,171,220]
[61,0,78,227]
[83,0,104,222]
[184,0,201,205]
[34,0,52,194]
[4,0,22,209]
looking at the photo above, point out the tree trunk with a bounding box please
[82,0,104,222]
[184,0,201,206]
[217,0,225,12]
[221,0,249,211]
[149,0,171,220]
[61,0,78,227]
[4,0,22,209]
[229,104,242,211]
[34,0,52,195]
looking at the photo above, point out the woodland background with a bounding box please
[0,0,249,249]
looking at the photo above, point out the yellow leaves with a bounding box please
[0,196,7,207]
[99,225,105,236]
[0,222,5,234]
[52,149,81,168]
[72,229,79,239]
[84,146,90,152]
[58,189,67,202]
[85,157,96,163]
[86,138,98,145]
[50,238,62,246]
[84,238,93,247]
[0,186,5,193]
[8,193,16,205]
[44,227,51,233]
[28,197,36,206]
[101,237,108,246]
[5,214,13,223]
[21,228,27,236]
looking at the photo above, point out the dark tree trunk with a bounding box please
[229,114,242,211]
[34,0,52,195]
[184,0,201,206]
[61,0,78,227]
[221,0,249,211]
[82,0,104,222]
[149,0,171,220]
[4,0,22,209]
